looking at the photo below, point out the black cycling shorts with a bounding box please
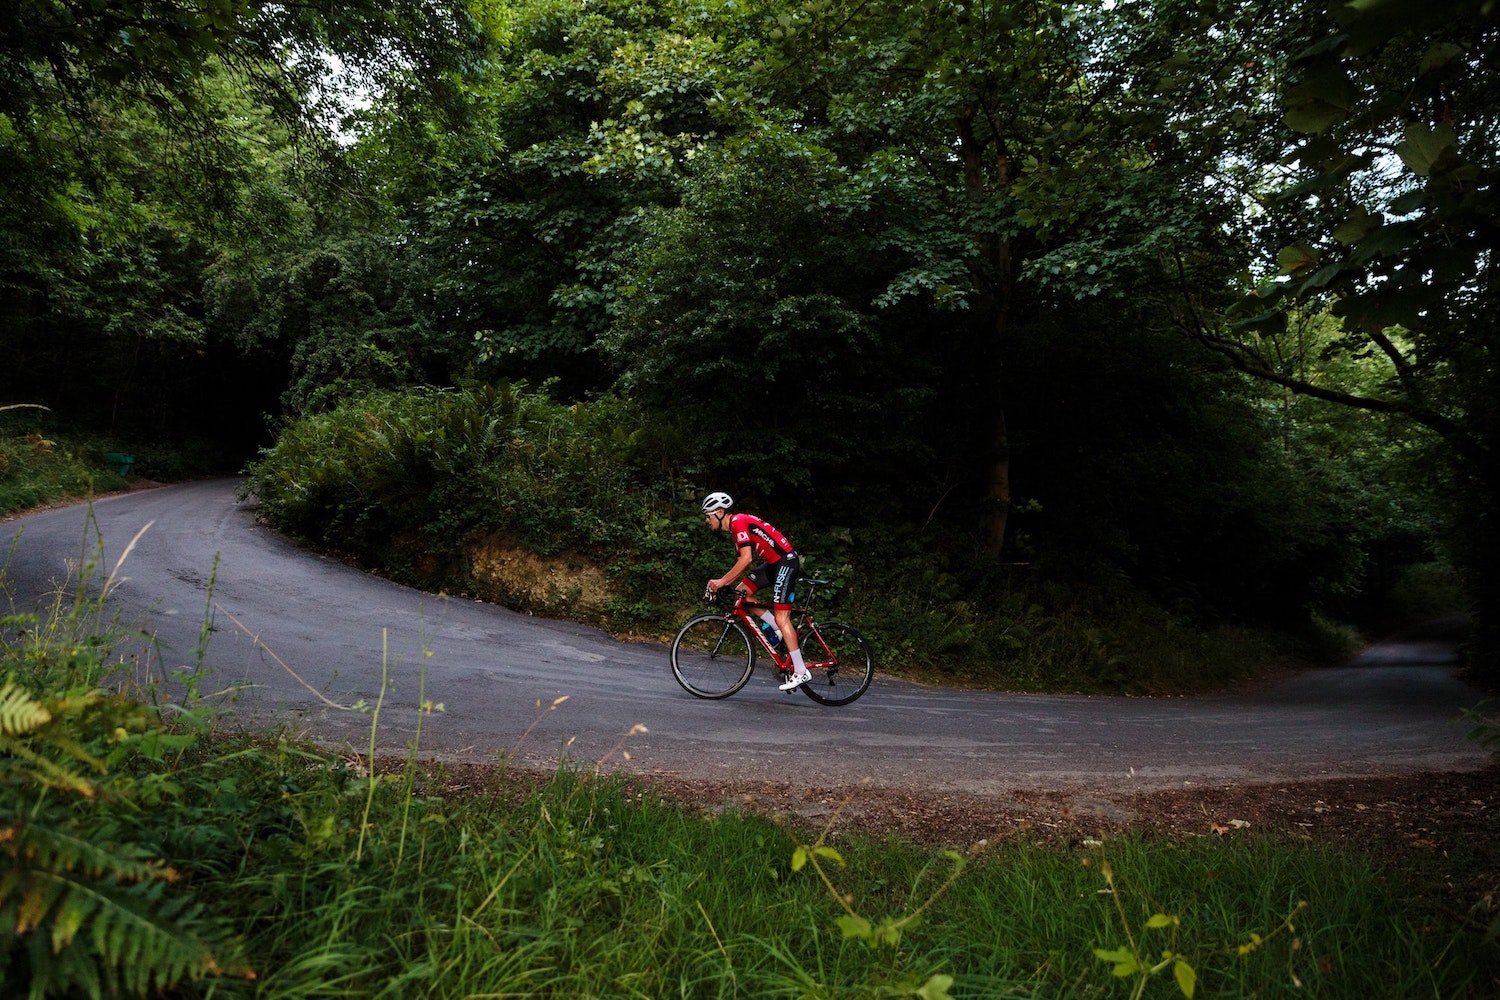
[742,554,800,609]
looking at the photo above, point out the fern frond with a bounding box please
[27,721,108,775]
[6,821,164,885]
[0,681,51,736]
[6,832,155,939]
[0,684,123,795]
[0,736,98,796]
[0,636,254,995]
[2,831,253,995]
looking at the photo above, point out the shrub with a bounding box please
[244,383,717,630]
[1,559,253,996]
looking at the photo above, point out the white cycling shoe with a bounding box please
[778,669,813,692]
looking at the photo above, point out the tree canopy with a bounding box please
[3,0,1493,675]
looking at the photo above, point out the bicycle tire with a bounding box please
[796,621,874,706]
[670,614,756,699]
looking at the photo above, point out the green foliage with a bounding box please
[244,382,714,626]
[1386,563,1467,628]
[0,408,244,516]
[3,0,1469,687]
[787,803,967,998]
[0,0,479,157]
[246,372,1406,691]
[594,0,1453,650]
[5,0,1465,673]
[1,66,292,453]
[332,0,730,399]
[214,237,449,416]
[1091,852,1307,1000]
[245,380,1310,690]
[0,593,252,996]
[1462,701,1500,762]
[0,0,480,452]
[1208,0,1499,672]
[607,149,930,498]
[0,417,129,517]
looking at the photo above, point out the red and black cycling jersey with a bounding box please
[730,513,795,562]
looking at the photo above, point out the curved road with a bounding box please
[2,480,1489,796]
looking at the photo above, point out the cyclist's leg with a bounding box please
[741,565,782,643]
[770,557,801,652]
[770,557,810,690]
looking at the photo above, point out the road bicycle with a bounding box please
[669,577,874,705]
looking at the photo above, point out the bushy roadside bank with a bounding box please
[1,407,236,519]
[0,417,129,517]
[242,383,1329,695]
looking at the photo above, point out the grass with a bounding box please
[0,423,128,517]
[80,744,1485,1000]
[3,542,1497,1000]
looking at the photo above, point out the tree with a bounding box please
[607,146,942,512]
[615,0,1287,557]
[0,0,477,141]
[1,0,480,440]
[1192,0,1499,674]
[1,86,281,445]
[338,0,730,398]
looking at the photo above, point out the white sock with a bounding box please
[759,611,781,638]
[791,649,806,674]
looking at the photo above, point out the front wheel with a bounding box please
[671,614,756,699]
[796,622,874,706]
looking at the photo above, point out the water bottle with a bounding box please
[760,621,782,648]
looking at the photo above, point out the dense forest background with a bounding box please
[3,0,1494,690]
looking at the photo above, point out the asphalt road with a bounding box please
[2,479,1489,795]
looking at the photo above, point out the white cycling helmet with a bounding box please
[701,491,733,514]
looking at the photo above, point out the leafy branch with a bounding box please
[1462,701,1500,760]
[1092,857,1198,1000]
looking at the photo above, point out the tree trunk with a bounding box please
[986,400,1010,560]
[956,108,1014,560]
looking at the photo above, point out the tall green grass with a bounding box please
[3,537,1496,998]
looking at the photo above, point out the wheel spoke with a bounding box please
[795,622,874,706]
[671,615,755,699]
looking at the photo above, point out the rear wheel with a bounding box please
[670,614,756,699]
[796,622,874,706]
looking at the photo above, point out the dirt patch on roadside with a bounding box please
[468,537,617,617]
[632,767,1500,858]
[419,757,1498,863]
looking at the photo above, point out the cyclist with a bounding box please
[701,491,811,690]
